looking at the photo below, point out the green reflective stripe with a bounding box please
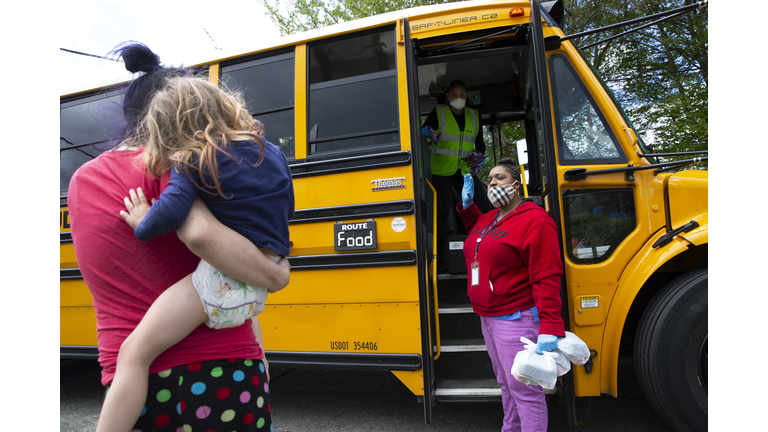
[438,134,475,143]
[430,146,462,156]
[430,147,473,157]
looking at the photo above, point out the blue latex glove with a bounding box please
[462,174,474,208]
[536,334,559,355]
[421,126,432,138]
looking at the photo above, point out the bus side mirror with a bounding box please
[544,36,561,51]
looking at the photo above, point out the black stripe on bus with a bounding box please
[287,250,416,271]
[290,200,414,225]
[265,351,422,371]
[60,346,99,360]
[290,151,411,178]
[61,268,83,280]
[61,232,73,243]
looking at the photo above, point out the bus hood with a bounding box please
[665,169,708,238]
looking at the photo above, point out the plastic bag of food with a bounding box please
[511,337,558,389]
[557,331,590,366]
[552,348,571,376]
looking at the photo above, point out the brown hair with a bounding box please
[139,76,265,197]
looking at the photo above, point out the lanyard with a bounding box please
[473,212,501,264]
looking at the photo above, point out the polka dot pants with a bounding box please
[111,358,272,432]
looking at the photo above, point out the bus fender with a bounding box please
[599,219,708,397]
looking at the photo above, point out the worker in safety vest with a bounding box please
[422,80,493,268]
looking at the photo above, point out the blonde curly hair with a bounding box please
[139,76,265,198]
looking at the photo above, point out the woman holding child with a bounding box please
[68,42,292,431]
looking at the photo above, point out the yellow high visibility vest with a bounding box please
[430,106,479,176]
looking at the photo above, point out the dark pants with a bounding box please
[433,170,493,242]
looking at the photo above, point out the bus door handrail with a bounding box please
[426,180,441,360]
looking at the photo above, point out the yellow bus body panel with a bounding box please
[288,215,415,257]
[260,302,421,354]
[61,241,78,269]
[61,306,98,346]
[294,44,308,161]
[292,167,414,210]
[409,1,531,40]
[269,265,420,305]
[667,170,708,232]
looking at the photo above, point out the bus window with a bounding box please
[60,93,122,198]
[222,53,296,160]
[549,54,627,165]
[308,28,399,158]
[562,188,636,264]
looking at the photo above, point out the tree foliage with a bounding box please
[563,0,708,165]
[258,0,463,36]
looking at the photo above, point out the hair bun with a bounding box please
[498,157,516,165]
[111,42,161,74]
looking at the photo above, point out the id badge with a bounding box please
[471,262,479,286]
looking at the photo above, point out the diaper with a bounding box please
[191,256,281,329]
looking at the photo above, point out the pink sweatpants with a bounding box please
[480,310,548,432]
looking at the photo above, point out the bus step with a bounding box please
[437,273,467,280]
[438,338,486,352]
[435,378,501,399]
[438,305,474,314]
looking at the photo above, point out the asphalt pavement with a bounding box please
[61,355,675,431]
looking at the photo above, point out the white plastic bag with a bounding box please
[557,331,590,366]
[511,337,558,389]
[551,348,571,376]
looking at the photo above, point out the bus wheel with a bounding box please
[634,268,708,432]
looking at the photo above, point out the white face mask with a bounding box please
[449,98,466,110]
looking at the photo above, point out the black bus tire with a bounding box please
[634,268,708,432]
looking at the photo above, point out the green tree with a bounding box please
[562,0,708,166]
[258,0,463,36]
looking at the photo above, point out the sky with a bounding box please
[59,0,285,95]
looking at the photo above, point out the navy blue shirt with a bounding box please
[135,140,294,256]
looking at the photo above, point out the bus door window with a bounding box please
[549,54,627,165]
[307,28,399,158]
[221,53,296,160]
[562,188,636,263]
[548,53,636,264]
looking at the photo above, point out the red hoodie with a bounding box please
[457,201,565,336]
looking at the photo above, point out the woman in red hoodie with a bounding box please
[457,157,565,432]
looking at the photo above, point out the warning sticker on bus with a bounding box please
[334,221,377,251]
[580,296,599,309]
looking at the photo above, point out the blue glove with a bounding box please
[462,174,474,208]
[421,126,432,138]
[536,334,559,355]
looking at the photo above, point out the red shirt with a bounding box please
[458,201,565,336]
[68,149,261,386]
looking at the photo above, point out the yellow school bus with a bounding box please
[60,1,707,430]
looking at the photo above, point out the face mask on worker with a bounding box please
[487,182,519,208]
[450,97,466,110]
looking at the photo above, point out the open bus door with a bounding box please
[406,0,578,425]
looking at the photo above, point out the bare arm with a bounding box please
[177,198,290,292]
[251,317,270,383]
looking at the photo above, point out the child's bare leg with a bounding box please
[95,274,207,432]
